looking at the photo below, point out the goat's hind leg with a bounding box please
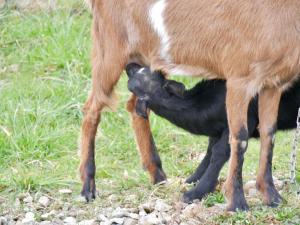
[79,25,127,200]
[223,82,252,211]
[256,88,282,207]
[127,95,167,184]
[80,65,125,201]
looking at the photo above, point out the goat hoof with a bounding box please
[262,186,283,207]
[81,189,96,202]
[226,194,249,212]
[81,179,96,202]
[153,168,167,184]
[81,191,96,202]
[182,190,205,203]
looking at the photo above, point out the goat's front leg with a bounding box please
[184,131,230,202]
[127,95,167,184]
[256,88,282,207]
[186,137,219,184]
[223,83,251,211]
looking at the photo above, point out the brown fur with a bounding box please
[80,0,300,208]
[127,95,166,184]
[256,88,282,206]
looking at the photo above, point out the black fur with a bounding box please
[81,141,96,202]
[126,63,300,202]
[257,124,283,207]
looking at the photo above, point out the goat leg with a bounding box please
[223,82,251,211]
[256,88,283,207]
[127,95,167,184]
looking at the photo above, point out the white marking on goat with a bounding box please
[168,64,219,78]
[241,141,247,149]
[169,67,192,76]
[138,68,146,73]
[149,0,171,62]
[272,135,275,144]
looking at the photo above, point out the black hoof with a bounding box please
[265,186,283,207]
[153,168,167,184]
[81,179,96,202]
[182,189,207,203]
[226,194,249,212]
[81,189,96,202]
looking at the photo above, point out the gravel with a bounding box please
[0,178,288,225]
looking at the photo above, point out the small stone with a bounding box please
[78,220,96,225]
[154,200,172,212]
[64,217,77,225]
[57,212,65,219]
[139,203,154,214]
[181,204,197,218]
[161,213,171,223]
[244,180,256,193]
[112,208,130,218]
[41,210,56,220]
[38,196,50,207]
[123,218,137,225]
[41,213,50,220]
[128,213,139,220]
[52,218,64,225]
[21,212,35,224]
[275,180,284,190]
[110,218,124,224]
[139,213,161,225]
[40,221,52,225]
[214,203,227,210]
[17,193,27,200]
[100,221,112,225]
[59,189,72,195]
[23,195,33,204]
[74,195,86,203]
[108,194,118,202]
[248,188,257,197]
[139,209,147,217]
[68,210,78,217]
[98,214,108,222]
[0,217,8,225]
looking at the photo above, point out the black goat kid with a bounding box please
[126,63,300,203]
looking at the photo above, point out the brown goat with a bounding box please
[80,0,300,211]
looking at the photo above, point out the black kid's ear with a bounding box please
[126,63,143,78]
[136,98,149,119]
[163,80,186,98]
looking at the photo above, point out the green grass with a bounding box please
[0,2,300,224]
